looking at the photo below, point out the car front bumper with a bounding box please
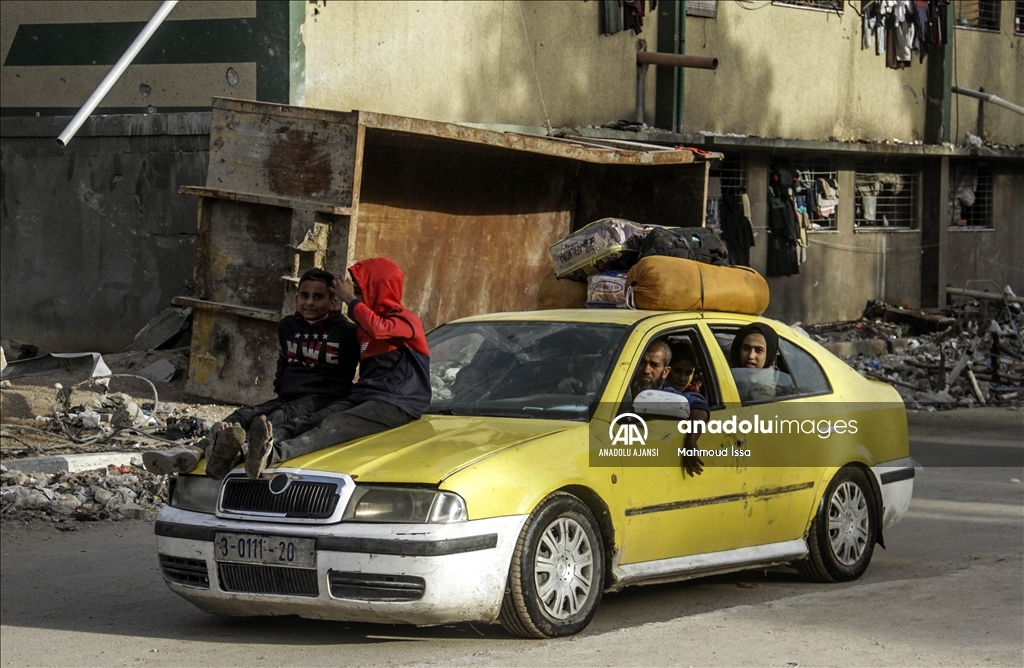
[155,505,527,625]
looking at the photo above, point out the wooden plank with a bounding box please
[357,111,707,166]
[179,186,353,215]
[207,98,358,206]
[171,296,279,323]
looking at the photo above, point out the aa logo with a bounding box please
[609,413,648,446]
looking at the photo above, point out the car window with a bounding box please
[426,321,629,420]
[778,339,832,396]
[711,325,794,405]
[712,325,831,404]
[623,328,720,408]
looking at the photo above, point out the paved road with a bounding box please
[2,408,1021,667]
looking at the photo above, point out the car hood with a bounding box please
[276,414,579,484]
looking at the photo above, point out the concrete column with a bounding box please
[745,152,770,276]
[920,157,949,307]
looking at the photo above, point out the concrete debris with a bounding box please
[138,359,177,384]
[808,293,1024,410]
[125,306,191,352]
[1,463,168,522]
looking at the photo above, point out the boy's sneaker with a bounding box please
[245,416,274,479]
[206,424,245,480]
[142,446,201,475]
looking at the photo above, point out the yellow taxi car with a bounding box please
[155,309,914,638]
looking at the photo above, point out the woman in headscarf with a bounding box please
[729,323,779,369]
[729,323,780,402]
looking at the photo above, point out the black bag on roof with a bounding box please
[637,227,730,266]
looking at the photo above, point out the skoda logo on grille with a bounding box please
[268,473,292,495]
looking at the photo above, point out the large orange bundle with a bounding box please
[626,256,770,315]
[536,272,587,309]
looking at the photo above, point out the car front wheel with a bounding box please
[799,466,878,583]
[499,492,605,638]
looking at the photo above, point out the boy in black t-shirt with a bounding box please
[143,268,360,477]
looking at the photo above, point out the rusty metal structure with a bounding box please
[179,97,718,404]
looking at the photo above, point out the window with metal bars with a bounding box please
[770,157,840,230]
[1015,0,1024,34]
[954,0,1001,31]
[773,0,844,13]
[949,162,993,228]
[687,1,718,18]
[854,161,919,228]
[705,154,746,231]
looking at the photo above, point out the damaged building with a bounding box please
[1,0,1022,355]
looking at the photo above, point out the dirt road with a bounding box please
[1,409,1021,667]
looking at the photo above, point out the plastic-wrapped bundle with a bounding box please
[550,218,651,281]
[536,272,587,309]
[586,271,629,308]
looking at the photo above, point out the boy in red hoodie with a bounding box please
[242,257,431,478]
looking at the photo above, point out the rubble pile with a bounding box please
[1,377,211,459]
[805,292,1024,410]
[1,463,169,523]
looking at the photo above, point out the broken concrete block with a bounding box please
[126,306,191,352]
[138,359,177,384]
[118,502,149,520]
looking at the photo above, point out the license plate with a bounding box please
[214,533,316,568]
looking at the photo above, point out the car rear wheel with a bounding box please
[499,492,605,638]
[799,466,878,583]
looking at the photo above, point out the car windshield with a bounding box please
[426,321,629,420]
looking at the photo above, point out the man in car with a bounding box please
[630,339,709,476]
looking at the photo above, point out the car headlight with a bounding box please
[169,474,221,514]
[343,486,467,523]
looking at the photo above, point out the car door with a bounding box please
[612,323,753,565]
[709,324,844,548]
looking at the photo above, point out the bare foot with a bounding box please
[246,416,274,479]
[205,424,245,480]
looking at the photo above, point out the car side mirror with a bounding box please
[633,389,691,420]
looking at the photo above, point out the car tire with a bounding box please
[799,466,879,583]
[499,492,605,638]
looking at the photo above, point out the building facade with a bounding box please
[1,0,1022,349]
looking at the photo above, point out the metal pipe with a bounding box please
[57,0,179,146]
[636,51,718,70]
[951,86,1024,116]
[946,287,1024,305]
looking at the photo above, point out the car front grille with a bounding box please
[159,554,209,589]
[328,571,426,601]
[217,563,319,597]
[220,476,340,519]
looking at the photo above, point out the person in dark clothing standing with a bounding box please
[143,268,359,477]
[242,257,431,479]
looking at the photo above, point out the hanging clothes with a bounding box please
[767,184,800,277]
[720,189,755,268]
[624,0,646,34]
[601,0,625,35]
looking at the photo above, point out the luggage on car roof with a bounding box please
[627,256,770,315]
[637,227,730,266]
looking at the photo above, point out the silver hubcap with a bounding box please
[534,516,594,619]
[828,481,870,566]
